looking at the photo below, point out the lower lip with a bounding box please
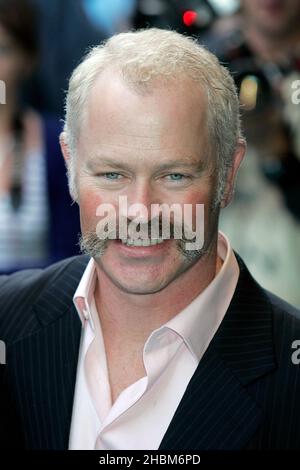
[112,239,173,257]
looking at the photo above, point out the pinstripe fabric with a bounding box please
[1,254,300,449]
[0,256,88,449]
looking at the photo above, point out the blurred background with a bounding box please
[0,0,299,306]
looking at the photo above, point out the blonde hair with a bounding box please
[63,28,242,202]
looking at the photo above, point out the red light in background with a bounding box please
[183,10,198,27]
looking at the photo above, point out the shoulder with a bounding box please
[0,256,89,342]
[265,288,300,336]
[234,252,300,355]
[0,256,84,296]
[236,252,300,324]
[265,289,300,321]
[264,289,300,353]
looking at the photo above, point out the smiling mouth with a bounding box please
[119,238,165,247]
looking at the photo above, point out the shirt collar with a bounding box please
[73,231,239,360]
[73,258,97,329]
[163,231,239,361]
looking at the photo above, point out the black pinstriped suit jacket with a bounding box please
[1,254,300,449]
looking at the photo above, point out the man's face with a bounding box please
[74,70,220,295]
[241,0,300,37]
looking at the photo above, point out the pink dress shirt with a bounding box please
[68,232,239,450]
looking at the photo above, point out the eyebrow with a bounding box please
[86,156,206,172]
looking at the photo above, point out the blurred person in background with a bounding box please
[0,0,80,274]
[29,0,136,117]
[203,0,300,306]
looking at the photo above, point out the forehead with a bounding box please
[78,69,210,168]
[87,68,207,125]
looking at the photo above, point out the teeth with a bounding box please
[121,238,164,247]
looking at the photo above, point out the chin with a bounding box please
[97,246,189,294]
[100,263,176,295]
[111,271,169,295]
[117,283,165,295]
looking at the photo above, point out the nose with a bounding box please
[119,178,158,224]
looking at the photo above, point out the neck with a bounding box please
[94,241,220,348]
[244,21,300,62]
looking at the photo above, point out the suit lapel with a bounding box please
[8,256,89,449]
[159,256,276,450]
[159,349,264,450]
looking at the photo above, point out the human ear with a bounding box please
[221,139,246,208]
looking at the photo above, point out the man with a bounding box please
[1,28,300,450]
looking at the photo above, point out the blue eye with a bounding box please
[104,172,121,179]
[167,174,185,181]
